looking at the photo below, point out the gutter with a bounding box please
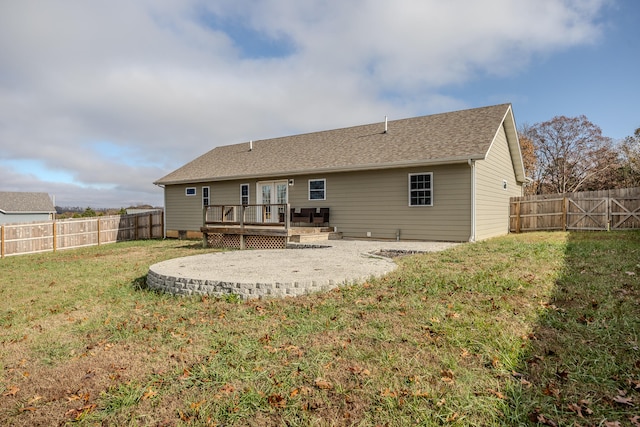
[154,155,486,186]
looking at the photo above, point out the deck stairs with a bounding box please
[288,227,342,243]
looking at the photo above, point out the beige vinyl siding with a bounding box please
[475,124,523,240]
[165,166,472,241]
[288,165,471,241]
[164,184,207,232]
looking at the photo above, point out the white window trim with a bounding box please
[408,172,433,207]
[240,183,250,205]
[185,187,196,196]
[308,178,326,201]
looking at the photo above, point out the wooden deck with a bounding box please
[201,203,338,249]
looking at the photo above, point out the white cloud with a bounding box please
[0,0,609,207]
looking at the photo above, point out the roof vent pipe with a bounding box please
[249,140,253,151]
[384,116,388,133]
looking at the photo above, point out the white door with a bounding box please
[257,181,288,222]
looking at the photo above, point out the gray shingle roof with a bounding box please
[155,103,517,185]
[0,192,56,213]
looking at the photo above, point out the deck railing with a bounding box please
[203,204,290,229]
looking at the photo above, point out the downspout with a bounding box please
[468,159,476,242]
[155,183,167,239]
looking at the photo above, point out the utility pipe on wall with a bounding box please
[468,159,476,242]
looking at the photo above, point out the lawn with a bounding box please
[0,232,638,426]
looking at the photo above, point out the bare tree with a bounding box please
[619,128,640,187]
[517,127,538,195]
[522,115,617,194]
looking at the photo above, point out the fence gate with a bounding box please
[566,198,608,231]
[610,197,640,229]
[510,188,640,233]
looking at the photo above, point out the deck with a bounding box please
[201,204,338,249]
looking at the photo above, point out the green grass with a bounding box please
[0,233,638,426]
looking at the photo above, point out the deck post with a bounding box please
[239,204,245,250]
[285,203,290,231]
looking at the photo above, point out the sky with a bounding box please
[1,0,638,208]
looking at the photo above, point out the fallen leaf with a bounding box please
[529,409,558,427]
[268,393,286,408]
[441,369,455,383]
[543,383,560,398]
[567,403,584,418]
[613,394,634,406]
[190,400,205,410]
[20,406,37,413]
[630,415,640,427]
[604,422,622,427]
[491,357,501,368]
[220,384,235,394]
[27,395,43,405]
[3,386,19,397]
[380,388,397,398]
[314,378,333,390]
[141,387,157,400]
[289,388,299,398]
[489,389,506,399]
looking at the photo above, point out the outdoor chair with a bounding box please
[312,208,330,225]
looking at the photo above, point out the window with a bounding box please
[202,186,210,207]
[409,173,433,206]
[309,179,326,200]
[185,187,196,196]
[240,184,249,205]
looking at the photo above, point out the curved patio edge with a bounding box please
[146,267,374,299]
[145,240,458,300]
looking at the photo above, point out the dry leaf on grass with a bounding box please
[3,386,20,397]
[613,394,634,406]
[141,387,157,400]
[268,393,286,408]
[440,369,455,383]
[529,409,558,427]
[314,378,333,390]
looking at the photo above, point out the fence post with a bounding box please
[97,217,101,245]
[515,200,521,233]
[607,197,611,231]
[53,221,57,252]
[148,213,152,238]
[1,225,4,258]
[562,197,568,231]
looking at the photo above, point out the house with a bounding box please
[154,103,525,242]
[0,192,56,225]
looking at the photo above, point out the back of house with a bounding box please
[155,104,525,242]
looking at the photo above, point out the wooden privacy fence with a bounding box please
[0,211,164,258]
[510,188,640,233]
